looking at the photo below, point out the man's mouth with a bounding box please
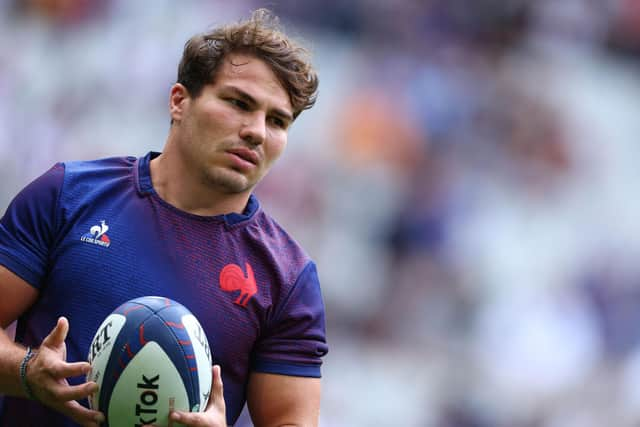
[226,147,259,167]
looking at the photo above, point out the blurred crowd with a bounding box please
[1,0,640,426]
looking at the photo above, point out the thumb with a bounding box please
[208,365,224,411]
[41,316,69,348]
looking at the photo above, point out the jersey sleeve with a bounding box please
[0,163,65,288]
[252,261,329,378]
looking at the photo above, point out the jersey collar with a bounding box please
[134,151,259,225]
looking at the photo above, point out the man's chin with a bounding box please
[204,169,255,194]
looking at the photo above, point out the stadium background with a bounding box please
[1,0,640,425]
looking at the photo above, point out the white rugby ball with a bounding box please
[86,296,212,426]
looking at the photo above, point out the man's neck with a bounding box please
[149,151,250,217]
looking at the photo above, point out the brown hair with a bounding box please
[177,8,318,119]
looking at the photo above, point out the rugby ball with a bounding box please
[86,296,213,426]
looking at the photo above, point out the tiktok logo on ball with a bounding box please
[135,374,159,426]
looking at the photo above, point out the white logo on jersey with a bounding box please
[81,220,111,247]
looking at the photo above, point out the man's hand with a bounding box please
[144,364,226,427]
[26,317,104,427]
[170,365,226,427]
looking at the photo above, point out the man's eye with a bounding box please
[229,99,249,110]
[270,116,286,128]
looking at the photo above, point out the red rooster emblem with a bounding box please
[219,262,257,307]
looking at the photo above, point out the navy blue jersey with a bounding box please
[0,152,328,426]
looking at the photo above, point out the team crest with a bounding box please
[219,262,257,307]
[81,220,111,247]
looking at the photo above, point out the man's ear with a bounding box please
[169,83,189,123]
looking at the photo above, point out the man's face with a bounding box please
[171,52,294,195]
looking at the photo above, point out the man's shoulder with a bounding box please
[54,155,141,212]
[60,155,139,190]
[249,208,312,266]
[62,155,138,176]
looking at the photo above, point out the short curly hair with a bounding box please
[177,8,318,119]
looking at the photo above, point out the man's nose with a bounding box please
[239,113,266,145]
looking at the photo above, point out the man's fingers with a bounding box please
[49,380,98,402]
[213,365,222,385]
[22,317,103,426]
[59,399,104,427]
[170,410,206,426]
[209,364,224,410]
[50,360,91,378]
[168,366,226,426]
[41,317,69,348]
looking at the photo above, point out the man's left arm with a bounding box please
[246,261,327,427]
[247,372,321,427]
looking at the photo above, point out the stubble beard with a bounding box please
[201,165,255,195]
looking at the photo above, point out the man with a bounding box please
[0,8,328,427]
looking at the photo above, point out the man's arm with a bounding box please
[0,265,38,328]
[0,265,104,426]
[247,373,321,427]
[0,265,39,396]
